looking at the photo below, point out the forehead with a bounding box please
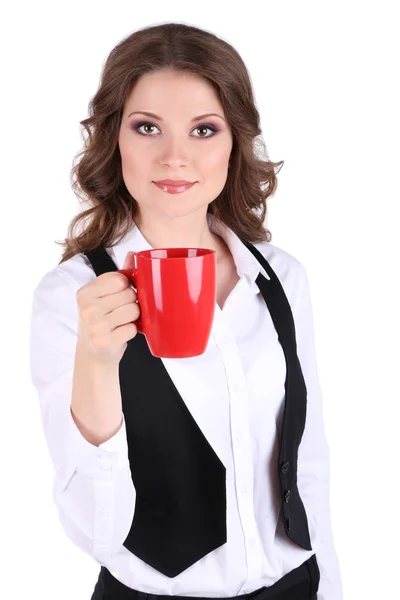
[124,70,223,116]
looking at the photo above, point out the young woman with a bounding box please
[30,22,342,600]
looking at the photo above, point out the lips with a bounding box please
[153,181,197,194]
[154,179,195,186]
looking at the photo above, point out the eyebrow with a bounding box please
[127,110,225,123]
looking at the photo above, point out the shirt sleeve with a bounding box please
[29,267,135,560]
[293,264,343,600]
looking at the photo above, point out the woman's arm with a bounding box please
[29,268,135,560]
[293,264,343,600]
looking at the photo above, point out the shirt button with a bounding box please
[99,460,111,471]
[97,508,111,518]
[232,382,239,394]
[237,435,244,444]
[241,486,248,494]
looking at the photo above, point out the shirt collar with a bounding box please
[206,213,270,282]
[110,212,270,283]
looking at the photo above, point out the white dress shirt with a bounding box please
[29,213,343,599]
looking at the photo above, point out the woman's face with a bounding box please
[118,70,233,221]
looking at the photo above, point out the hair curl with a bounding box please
[56,22,284,265]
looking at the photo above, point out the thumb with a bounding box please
[122,251,136,271]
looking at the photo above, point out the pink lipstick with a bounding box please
[153,179,197,194]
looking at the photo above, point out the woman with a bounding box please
[29,22,343,600]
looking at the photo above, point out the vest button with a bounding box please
[284,489,291,502]
[281,461,290,474]
[286,517,291,531]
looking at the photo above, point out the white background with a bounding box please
[1,1,399,598]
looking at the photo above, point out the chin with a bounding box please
[154,196,201,211]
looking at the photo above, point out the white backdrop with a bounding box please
[1,1,399,598]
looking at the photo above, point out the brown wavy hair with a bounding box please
[56,22,284,265]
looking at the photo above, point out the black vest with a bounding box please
[83,241,313,578]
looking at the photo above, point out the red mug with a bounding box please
[118,248,216,358]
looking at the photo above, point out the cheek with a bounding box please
[120,151,153,189]
[119,132,146,172]
[203,145,231,169]
[120,144,141,170]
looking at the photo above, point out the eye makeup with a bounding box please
[130,120,220,137]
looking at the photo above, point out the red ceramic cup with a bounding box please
[118,248,216,358]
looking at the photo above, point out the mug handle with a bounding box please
[117,264,143,333]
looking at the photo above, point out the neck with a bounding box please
[134,211,228,262]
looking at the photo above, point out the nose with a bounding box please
[158,136,190,169]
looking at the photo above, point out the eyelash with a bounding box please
[132,121,219,138]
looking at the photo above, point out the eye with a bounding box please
[192,124,219,137]
[133,122,160,135]
[132,121,219,138]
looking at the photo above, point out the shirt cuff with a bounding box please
[66,406,130,478]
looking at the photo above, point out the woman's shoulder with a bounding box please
[32,249,101,305]
[249,239,309,309]
[251,239,307,280]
